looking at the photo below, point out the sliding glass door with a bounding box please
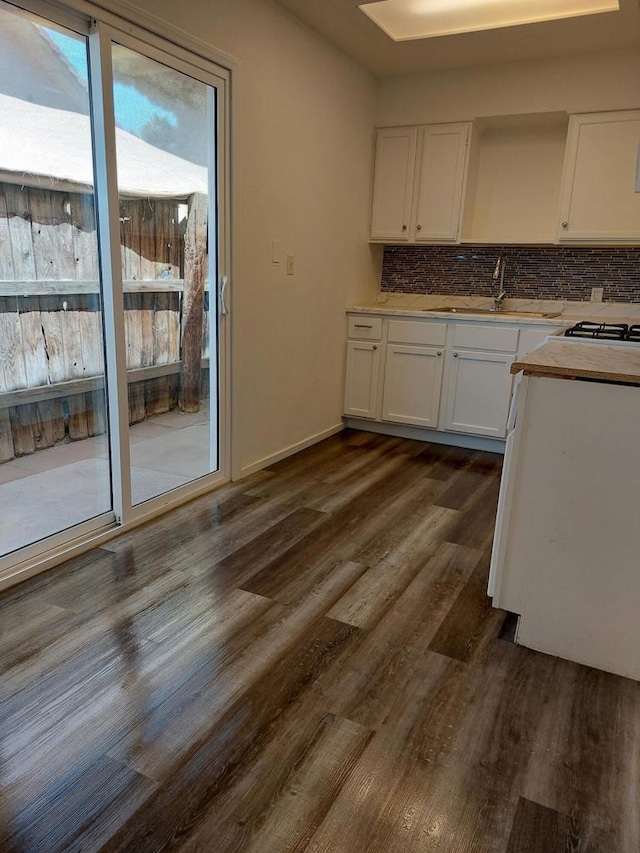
[110,41,220,506]
[0,0,229,568]
[0,3,111,557]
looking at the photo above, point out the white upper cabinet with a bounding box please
[412,123,470,242]
[370,123,471,243]
[558,110,640,243]
[370,127,418,241]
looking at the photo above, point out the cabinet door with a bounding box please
[445,350,514,438]
[412,123,469,243]
[558,111,640,243]
[344,340,381,419]
[370,127,418,242]
[381,344,444,428]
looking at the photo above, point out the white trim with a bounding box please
[0,471,228,593]
[344,418,506,453]
[238,424,345,479]
[89,21,132,522]
[0,511,114,575]
[3,0,89,31]
[32,0,239,72]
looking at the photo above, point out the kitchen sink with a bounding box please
[421,307,561,319]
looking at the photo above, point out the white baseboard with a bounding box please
[238,423,345,479]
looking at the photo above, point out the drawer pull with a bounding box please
[437,351,442,356]
[453,352,459,358]
[354,324,373,329]
[372,345,377,351]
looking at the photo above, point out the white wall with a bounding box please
[116,0,379,476]
[377,48,640,126]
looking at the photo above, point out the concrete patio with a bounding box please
[0,404,212,557]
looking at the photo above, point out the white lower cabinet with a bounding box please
[443,349,514,438]
[342,313,557,443]
[344,339,381,419]
[381,344,444,427]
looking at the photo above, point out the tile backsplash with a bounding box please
[381,245,640,303]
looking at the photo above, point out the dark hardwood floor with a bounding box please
[1,429,638,852]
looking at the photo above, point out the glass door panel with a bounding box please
[0,3,111,556]
[110,43,218,506]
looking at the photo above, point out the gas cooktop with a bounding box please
[564,321,640,343]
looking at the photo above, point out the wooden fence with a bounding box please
[0,182,208,463]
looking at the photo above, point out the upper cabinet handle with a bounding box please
[219,275,229,316]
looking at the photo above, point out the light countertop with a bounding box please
[347,293,640,327]
[511,340,640,385]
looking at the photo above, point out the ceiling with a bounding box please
[274,0,640,77]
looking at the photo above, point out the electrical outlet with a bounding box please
[590,287,604,303]
[286,254,294,276]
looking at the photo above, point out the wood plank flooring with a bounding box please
[1,429,638,852]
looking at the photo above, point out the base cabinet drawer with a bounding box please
[344,340,381,419]
[381,344,444,427]
[347,316,383,340]
[444,349,514,437]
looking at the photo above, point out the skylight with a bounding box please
[358,0,620,42]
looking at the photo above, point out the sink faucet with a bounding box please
[492,251,507,311]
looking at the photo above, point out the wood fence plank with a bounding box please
[154,202,172,280]
[179,193,207,412]
[71,192,99,281]
[38,296,66,384]
[124,293,143,371]
[34,398,65,449]
[170,202,183,278]
[53,191,77,279]
[139,199,156,281]
[140,292,154,368]
[62,295,89,440]
[30,187,74,280]
[0,184,14,280]
[77,295,104,439]
[4,185,35,280]
[0,409,15,463]
[9,404,35,456]
[78,295,104,378]
[153,291,170,367]
[18,298,49,387]
[169,292,180,362]
[86,390,107,437]
[0,297,27,392]
[120,200,141,282]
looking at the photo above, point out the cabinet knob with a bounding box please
[561,221,568,228]
[416,224,422,231]
[372,345,377,351]
[437,351,442,356]
[402,224,407,231]
[453,352,459,358]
